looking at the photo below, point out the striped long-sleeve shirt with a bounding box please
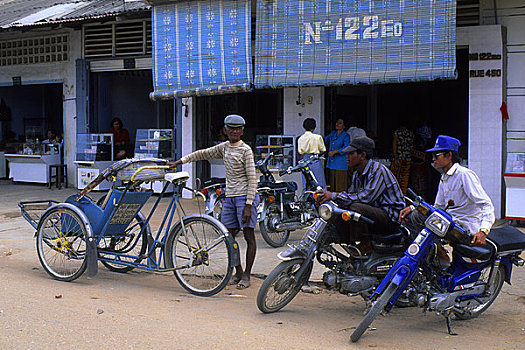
[180,141,257,205]
[332,159,405,221]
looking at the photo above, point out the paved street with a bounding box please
[1,180,524,349]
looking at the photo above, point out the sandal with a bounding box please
[229,275,242,285]
[236,279,251,290]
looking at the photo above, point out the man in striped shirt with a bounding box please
[316,136,405,255]
[169,114,258,289]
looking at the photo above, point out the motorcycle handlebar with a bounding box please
[279,154,324,176]
[406,188,417,200]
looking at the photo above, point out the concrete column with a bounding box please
[181,96,195,198]
[457,25,505,217]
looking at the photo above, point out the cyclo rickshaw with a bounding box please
[19,158,240,296]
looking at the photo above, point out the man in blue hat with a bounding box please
[400,135,495,264]
[168,114,259,289]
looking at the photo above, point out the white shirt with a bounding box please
[297,131,326,154]
[435,163,495,234]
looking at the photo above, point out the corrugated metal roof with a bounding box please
[0,0,150,29]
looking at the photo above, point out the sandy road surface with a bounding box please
[1,182,524,349]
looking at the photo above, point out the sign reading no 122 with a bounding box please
[304,15,402,44]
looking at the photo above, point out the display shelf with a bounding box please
[504,152,525,220]
[76,133,113,162]
[255,135,295,171]
[134,129,173,160]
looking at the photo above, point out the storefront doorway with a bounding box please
[324,48,469,201]
[88,70,175,159]
[194,89,282,179]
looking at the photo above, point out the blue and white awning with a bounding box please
[255,0,456,88]
[150,0,252,100]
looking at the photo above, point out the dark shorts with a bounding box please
[221,195,260,229]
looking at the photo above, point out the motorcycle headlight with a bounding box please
[424,212,450,237]
[319,204,333,220]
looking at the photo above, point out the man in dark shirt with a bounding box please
[316,136,405,255]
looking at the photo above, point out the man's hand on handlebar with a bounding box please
[315,189,332,204]
[399,206,413,222]
[167,159,182,169]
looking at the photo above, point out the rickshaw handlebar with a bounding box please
[129,165,171,182]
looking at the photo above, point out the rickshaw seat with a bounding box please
[165,172,190,183]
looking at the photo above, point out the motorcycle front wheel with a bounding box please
[351,282,398,342]
[259,202,290,248]
[257,258,312,313]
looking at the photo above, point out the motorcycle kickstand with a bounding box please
[446,316,458,336]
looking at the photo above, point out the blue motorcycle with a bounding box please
[351,188,525,342]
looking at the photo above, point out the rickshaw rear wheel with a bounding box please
[36,207,88,282]
[165,216,233,297]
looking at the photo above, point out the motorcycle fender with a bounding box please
[37,202,98,278]
[178,213,241,267]
[257,199,268,222]
[391,265,410,286]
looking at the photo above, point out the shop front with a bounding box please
[1,83,64,184]
[76,63,179,191]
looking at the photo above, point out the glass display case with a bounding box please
[4,142,61,184]
[505,152,525,173]
[76,133,113,162]
[75,133,114,190]
[504,152,525,220]
[255,135,296,171]
[134,129,174,160]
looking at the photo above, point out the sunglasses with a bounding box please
[432,151,446,159]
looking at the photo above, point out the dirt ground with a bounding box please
[1,182,525,349]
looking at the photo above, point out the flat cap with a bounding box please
[341,136,375,154]
[224,114,245,127]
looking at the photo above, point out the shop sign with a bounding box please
[150,0,252,100]
[255,0,456,88]
[469,52,502,79]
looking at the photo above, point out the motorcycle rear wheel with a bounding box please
[453,265,505,320]
[351,282,398,342]
[259,202,290,248]
[257,258,312,313]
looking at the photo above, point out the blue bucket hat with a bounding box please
[426,135,461,152]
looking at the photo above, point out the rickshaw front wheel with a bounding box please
[165,216,233,297]
[36,207,88,282]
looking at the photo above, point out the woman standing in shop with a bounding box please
[324,118,350,192]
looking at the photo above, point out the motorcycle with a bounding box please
[257,153,322,247]
[198,177,226,220]
[350,188,525,342]
[256,200,412,313]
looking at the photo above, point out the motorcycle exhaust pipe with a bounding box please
[275,222,309,232]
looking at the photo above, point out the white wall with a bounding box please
[0,28,82,186]
[480,0,525,154]
[283,87,324,138]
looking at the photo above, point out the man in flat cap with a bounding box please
[313,136,405,256]
[169,114,258,289]
[399,135,495,266]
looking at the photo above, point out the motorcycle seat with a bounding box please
[369,222,408,245]
[487,225,525,252]
[202,177,225,187]
[259,181,297,192]
[452,243,494,260]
